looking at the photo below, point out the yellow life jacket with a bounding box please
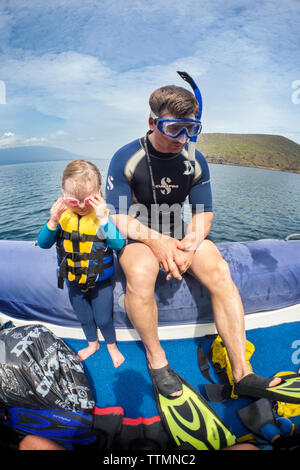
[211,335,255,399]
[198,334,255,401]
[56,209,113,291]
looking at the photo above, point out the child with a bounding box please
[37,160,125,367]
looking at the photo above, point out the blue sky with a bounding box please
[0,0,299,158]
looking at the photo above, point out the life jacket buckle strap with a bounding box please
[67,266,87,275]
[68,252,90,261]
[66,252,78,261]
[69,230,80,242]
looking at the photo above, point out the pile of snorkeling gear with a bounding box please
[197,334,300,405]
[147,335,300,452]
[197,333,300,450]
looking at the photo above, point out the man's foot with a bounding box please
[78,341,100,361]
[237,372,281,388]
[235,372,300,403]
[265,376,282,387]
[147,362,183,398]
[146,349,182,397]
[107,343,125,368]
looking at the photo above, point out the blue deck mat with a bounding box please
[64,321,300,438]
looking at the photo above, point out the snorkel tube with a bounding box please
[177,71,202,167]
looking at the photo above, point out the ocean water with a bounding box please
[0,159,299,243]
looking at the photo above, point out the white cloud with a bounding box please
[0,51,207,116]
[0,131,18,147]
[0,0,299,155]
[22,136,48,144]
[0,129,70,149]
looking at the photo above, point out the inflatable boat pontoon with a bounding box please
[0,239,299,340]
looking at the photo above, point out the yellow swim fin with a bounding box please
[151,368,236,450]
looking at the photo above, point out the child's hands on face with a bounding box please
[49,197,67,228]
[87,194,108,221]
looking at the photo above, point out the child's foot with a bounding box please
[107,343,125,368]
[78,341,100,361]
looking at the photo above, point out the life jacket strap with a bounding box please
[56,247,104,262]
[60,229,104,243]
[197,335,233,402]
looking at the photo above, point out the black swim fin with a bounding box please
[235,372,300,403]
[151,370,236,450]
[238,397,298,447]
[237,398,277,441]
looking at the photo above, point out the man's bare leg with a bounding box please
[188,240,280,386]
[119,243,182,395]
[119,243,165,367]
[19,435,66,450]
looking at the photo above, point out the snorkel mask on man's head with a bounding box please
[150,110,202,140]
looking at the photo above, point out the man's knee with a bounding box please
[120,247,159,292]
[203,257,232,288]
[126,262,158,297]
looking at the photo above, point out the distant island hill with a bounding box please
[197,133,300,174]
[0,133,300,174]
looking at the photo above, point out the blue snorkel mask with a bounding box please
[150,112,202,140]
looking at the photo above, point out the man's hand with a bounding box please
[165,233,197,280]
[145,237,187,280]
[110,213,202,281]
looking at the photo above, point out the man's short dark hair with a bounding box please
[149,85,198,118]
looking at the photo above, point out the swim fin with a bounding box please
[234,373,300,403]
[150,368,236,450]
[238,398,296,445]
[238,398,278,442]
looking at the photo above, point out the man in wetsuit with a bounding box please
[106,84,280,397]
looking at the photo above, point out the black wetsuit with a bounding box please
[106,134,213,239]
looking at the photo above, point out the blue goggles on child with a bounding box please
[152,114,202,139]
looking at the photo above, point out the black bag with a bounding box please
[0,324,95,411]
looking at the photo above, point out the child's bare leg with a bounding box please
[78,340,100,361]
[106,343,125,368]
